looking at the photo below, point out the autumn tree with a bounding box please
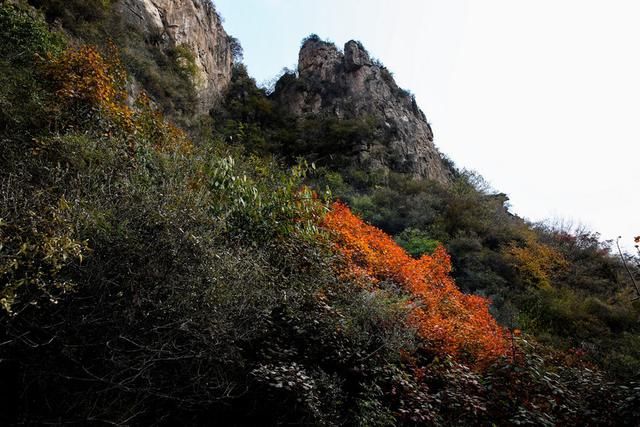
[323,202,507,366]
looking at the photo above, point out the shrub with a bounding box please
[322,202,507,366]
[0,2,63,64]
[168,43,199,80]
[396,228,440,258]
[301,33,321,47]
[0,2,64,138]
[44,43,133,129]
[227,35,243,63]
[504,233,569,289]
[28,0,114,29]
[0,195,88,314]
[3,2,638,424]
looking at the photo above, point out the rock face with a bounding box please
[117,0,233,113]
[273,37,453,183]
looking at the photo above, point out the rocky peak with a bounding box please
[116,0,233,113]
[298,36,341,79]
[273,37,453,183]
[344,40,371,71]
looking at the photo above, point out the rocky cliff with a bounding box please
[272,37,453,183]
[116,0,233,113]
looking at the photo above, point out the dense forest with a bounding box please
[1,1,639,425]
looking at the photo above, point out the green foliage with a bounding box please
[168,43,199,80]
[481,337,640,426]
[213,64,378,164]
[0,194,87,314]
[0,2,63,63]
[125,39,200,119]
[214,57,640,380]
[227,34,243,62]
[294,114,377,164]
[27,0,113,31]
[0,2,64,138]
[302,164,640,378]
[301,33,321,45]
[3,2,639,425]
[395,228,440,258]
[208,39,640,423]
[27,0,203,127]
[1,103,349,423]
[0,9,423,424]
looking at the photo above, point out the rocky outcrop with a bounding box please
[273,37,453,183]
[117,0,233,113]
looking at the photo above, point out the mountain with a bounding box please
[1,0,639,425]
[272,36,453,183]
[116,0,234,113]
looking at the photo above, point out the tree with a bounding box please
[323,202,507,366]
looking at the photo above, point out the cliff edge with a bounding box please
[117,0,234,113]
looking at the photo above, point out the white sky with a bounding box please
[215,0,640,249]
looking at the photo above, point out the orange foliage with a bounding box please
[45,44,133,129]
[323,202,507,366]
[45,44,191,154]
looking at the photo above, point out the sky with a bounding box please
[215,0,640,250]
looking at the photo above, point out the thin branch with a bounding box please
[616,236,640,300]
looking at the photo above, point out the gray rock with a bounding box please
[273,38,453,183]
[344,40,371,71]
[298,38,342,81]
[116,0,233,114]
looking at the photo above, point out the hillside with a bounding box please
[219,31,640,381]
[1,1,639,425]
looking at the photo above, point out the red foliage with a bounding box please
[323,202,507,366]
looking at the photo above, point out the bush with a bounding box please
[27,0,113,30]
[323,202,507,366]
[396,228,440,258]
[0,3,64,138]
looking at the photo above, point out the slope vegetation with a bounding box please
[1,2,638,425]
